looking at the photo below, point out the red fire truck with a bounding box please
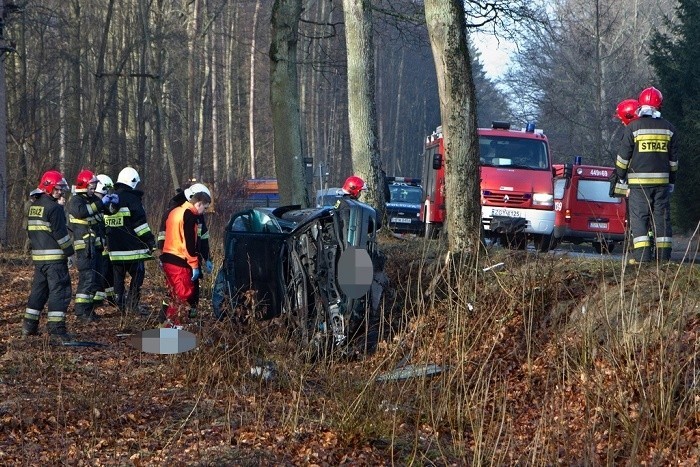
[421,122,556,251]
[552,161,627,253]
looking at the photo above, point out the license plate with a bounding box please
[391,217,412,224]
[589,222,608,229]
[491,208,521,218]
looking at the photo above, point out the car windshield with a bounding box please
[389,185,422,204]
[479,136,550,170]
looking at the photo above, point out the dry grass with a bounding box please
[1,232,700,464]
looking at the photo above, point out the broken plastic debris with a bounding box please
[482,262,505,272]
[376,363,445,382]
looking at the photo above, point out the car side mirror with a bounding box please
[432,153,442,170]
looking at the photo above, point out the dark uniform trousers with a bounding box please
[74,245,98,316]
[113,261,146,312]
[24,263,72,335]
[628,186,672,262]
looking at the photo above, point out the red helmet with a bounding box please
[342,175,365,199]
[638,86,663,109]
[38,170,68,195]
[75,169,98,192]
[615,99,639,125]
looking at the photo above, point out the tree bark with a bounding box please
[342,0,385,219]
[270,0,308,206]
[424,0,481,252]
[249,0,261,179]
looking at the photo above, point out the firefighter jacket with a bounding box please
[157,191,210,262]
[615,115,679,187]
[27,193,74,263]
[160,201,201,270]
[104,183,156,262]
[67,192,103,252]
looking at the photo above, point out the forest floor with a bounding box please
[1,234,700,465]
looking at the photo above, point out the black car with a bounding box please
[212,201,386,358]
[386,178,424,234]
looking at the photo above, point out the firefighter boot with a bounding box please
[22,318,39,337]
[47,320,74,343]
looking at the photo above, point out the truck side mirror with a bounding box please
[563,163,573,180]
[432,153,442,170]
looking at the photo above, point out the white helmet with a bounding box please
[184,182,211,201]
[95,174,114,195]
[117,167,140,189]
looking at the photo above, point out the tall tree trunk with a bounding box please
[342,0,385,219]
[270,0,307,206]
[424,0,480,252]
[187,0,202,176]
[249,0,261,179]
[212,19,220,187]
[0,1,7,245]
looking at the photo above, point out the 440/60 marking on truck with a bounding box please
[491,208,521,218]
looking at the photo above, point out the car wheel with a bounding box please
[211,267,232,320]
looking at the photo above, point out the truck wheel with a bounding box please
[534,234,553,252]
[425,223,441,239]
[503,232,527,250]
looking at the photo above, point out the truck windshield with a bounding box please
[479,137,549,170]
[577,180,621,203]
[389,185,423,204]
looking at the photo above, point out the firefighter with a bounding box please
[157,181,213,321]
[67,169,118,322]
[615,98,639,126]
[22,170,75,341]
[160,185,212,327]
[340,175,365,200]
[615,87,678,263]
[91,174,118,309]
[104,167,157,315]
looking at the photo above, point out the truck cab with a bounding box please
[552,161,627,253]
[421,122,556,251]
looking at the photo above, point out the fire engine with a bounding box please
[421,122,556,251]
[552,159,627,253]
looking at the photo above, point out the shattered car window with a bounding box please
[230,210,283,233]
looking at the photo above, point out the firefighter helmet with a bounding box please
[75,169,98,192]
[38,170,69,195]
[342,175,365,199]
[184,182,211,201]
[117,167,140,189]
[615,99,639,125]
[638,87,663,109]
[95,174,114,195]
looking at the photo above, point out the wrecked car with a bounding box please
[212,200,387,357]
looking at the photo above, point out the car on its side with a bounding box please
[212,202,387,359]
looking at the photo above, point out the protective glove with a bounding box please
[191,268,201,282]
[101,194,112,205]
[668,184,674,194]
[204,259,213,274]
